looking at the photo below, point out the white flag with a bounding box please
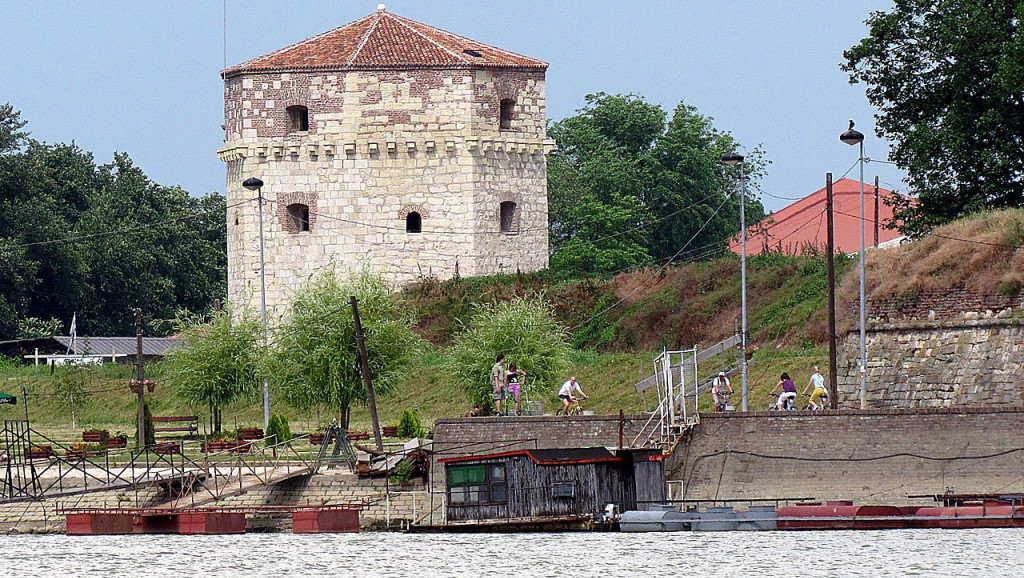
[66,313,77,354]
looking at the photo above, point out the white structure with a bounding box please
[219,7,552,316]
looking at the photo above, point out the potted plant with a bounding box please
[105,432,129,448]
[128,379,156,393]
[26,445,53,459]
[66,442,105,460]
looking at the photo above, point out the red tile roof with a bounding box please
[223,8,547,77]
[729,178,910,256]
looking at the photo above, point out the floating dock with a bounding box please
[60,504,363,535]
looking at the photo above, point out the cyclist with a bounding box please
[802,366,827,410]
[770,372,797,410]
[558,376,588,415]
[712,371,733,412]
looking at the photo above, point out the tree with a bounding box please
[268,272,422,428]
[163,309,262,433]
[843,1,1024,234]
[52,366,90,430]
[548,93,765,274]
[444,295,572,413]
[0,103,28,155]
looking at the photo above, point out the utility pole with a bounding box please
[135,308,146,448]
[351,297,383,452]
[826,174,838,409]
[874,176,880,247]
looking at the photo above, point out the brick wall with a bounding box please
[671,408,1024,505]
[868,288,1021,322]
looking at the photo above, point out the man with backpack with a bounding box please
[712,371,734,412]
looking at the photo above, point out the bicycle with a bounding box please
[768,392,797,411]
[556,395,587,416]
[802,391,829,411]
[714,390,732,412]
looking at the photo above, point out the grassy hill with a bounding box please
[10,209,1022,441]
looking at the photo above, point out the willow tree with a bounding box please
[268,272,422,429]
[163,310,262,433]
[444,295,572,413]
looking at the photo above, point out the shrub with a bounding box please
[397,409,423,438]
[266,412,292,444]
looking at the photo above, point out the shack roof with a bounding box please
[440,447,623,466]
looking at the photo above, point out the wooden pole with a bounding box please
[351,297,383,452]
[135,308,147,448]
[826,174,838,409]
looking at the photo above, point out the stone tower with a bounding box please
[219,7,551,316]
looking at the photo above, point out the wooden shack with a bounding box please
[439,447,665,523]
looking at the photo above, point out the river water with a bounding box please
[3,529,1019,577]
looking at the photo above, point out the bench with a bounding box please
[152,416,199,435]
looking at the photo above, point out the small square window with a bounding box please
[552,483,575,498]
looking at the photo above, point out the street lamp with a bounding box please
[840,120,867,409]
[721,151,748,411]
[242,176,271,428]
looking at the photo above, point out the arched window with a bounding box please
[406,211,422,234]
[499,99,514,130]
[499,201,518,233]
[287,203,310,232]
[287,105,309,133]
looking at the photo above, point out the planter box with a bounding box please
[82,431,108,443]
[26,446,53,459]
[66,449,105,461]
[237,428,264,441]
[203,440,248,453]
[153,442,181,455]
[105,436,128,448]
[382,426,398,437]
[346,431,369,441]
[309,433,326,445]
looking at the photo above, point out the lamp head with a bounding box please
[721,151,744,166]
[242,177,264,191]
[840,120,864,146]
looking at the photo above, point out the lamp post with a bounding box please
[721,151,748,411]
[243,176,270,428]
[840,120,867,409]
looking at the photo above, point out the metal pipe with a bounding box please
[858,141,867,409]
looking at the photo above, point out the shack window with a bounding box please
[499,201,518,234]
[448,463,507,505]
[499,99,514,130]
[406,211,422,233]
[552,482,576,499]
[287,203,310,232]
[287,105,309,133]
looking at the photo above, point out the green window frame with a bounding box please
[448,463,507,505]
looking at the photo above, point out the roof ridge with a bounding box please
[386,12,472,64]
[348,10,385,65]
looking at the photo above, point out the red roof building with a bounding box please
[223,8,547,77]
[730,178,909,256]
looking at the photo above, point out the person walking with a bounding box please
[505,362,527,416]
[491,353,505,416]
[712,371,733,412]
[770,372,797,410]
[802,366,827,410]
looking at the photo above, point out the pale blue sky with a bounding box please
[0,1,904,212]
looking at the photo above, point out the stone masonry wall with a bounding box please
[868,288,1022,322]
[671,408,1024,505]
[835,316,1024,408]
[222,67,550,316]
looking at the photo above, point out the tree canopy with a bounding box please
[268,272,422,428]
[444,295,572,413]
[843,1,1024,234]
[0,104,227,338]
[547,93,765,274]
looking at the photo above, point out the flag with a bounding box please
[66,313,77,355]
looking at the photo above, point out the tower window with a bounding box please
[287,203,310,232]
[406,211,422,234]
[500,201,518,234]
[287,105,309,133]
[499,99,514,130]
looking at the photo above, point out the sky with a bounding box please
[0,1,905,213]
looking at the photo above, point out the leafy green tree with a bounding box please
[444,295,571,412]
[164,309,262,433]
[843,1,1024,234]
[548,93,764,274]
[52,366,90,430]
[0,103,28,154]
[268,272,422,429]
